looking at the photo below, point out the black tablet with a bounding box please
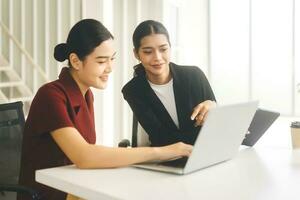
[242,108,280,146]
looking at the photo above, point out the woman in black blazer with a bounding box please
[122,20,216,146]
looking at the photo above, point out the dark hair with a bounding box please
[54,19,113,64]
[132,20,171,76]
[132,20,171,51]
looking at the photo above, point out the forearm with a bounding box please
[52,127,159,169]
[52,127,192,169]
[76,145,159,169]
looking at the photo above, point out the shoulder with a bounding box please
[122,76,143,95]
[170,62,206,79]
[33,80,67,103]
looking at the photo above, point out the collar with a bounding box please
[58,67,93,108]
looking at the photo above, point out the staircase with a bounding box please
[0,19,49,114]
[0,54,33,113]
[0,0,84,114]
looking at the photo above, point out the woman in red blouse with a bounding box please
[18,19,192,200]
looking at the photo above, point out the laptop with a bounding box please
[242,108,280,146]
[133,101,258,175]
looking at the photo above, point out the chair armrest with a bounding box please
[0,184,41,200]
[118,139,131,147]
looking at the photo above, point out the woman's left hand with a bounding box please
[190,100,217,127]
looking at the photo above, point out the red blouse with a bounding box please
[18,67,96,200]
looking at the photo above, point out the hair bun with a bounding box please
[54,43,69,62]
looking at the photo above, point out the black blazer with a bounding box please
[122,62,216,146]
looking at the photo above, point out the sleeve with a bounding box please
[122,86,183,146]
[28,84,74,136]
[191,67,216,104]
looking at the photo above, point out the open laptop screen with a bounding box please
[242,108,280,146]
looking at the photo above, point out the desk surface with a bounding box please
[36,147,300,200]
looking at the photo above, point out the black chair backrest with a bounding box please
[0,101,25,186]
[131,114,138,147]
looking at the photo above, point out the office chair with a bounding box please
[118,114,151,147]
[0,101,40,200]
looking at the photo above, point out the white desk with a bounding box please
[36,147,300,200]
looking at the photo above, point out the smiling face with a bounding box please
[70,39,116,95]
[135,34,171,84]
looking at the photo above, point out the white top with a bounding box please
[148,78,179,128]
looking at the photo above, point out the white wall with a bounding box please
[208,0,298,117]
[166,0,209,75]
[251,0,293,115]
[294,0,300,115]
[209,0,250,104]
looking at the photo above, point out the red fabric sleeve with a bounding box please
[27,83,74,136]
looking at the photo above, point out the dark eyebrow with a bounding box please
[159,44,169,48]
[95,52,117,59]
[141,44,169,50]
[141,47,153,50]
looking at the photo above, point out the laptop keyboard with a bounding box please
[160,157,188,168]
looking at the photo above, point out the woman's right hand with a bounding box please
[154,142,193,161]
